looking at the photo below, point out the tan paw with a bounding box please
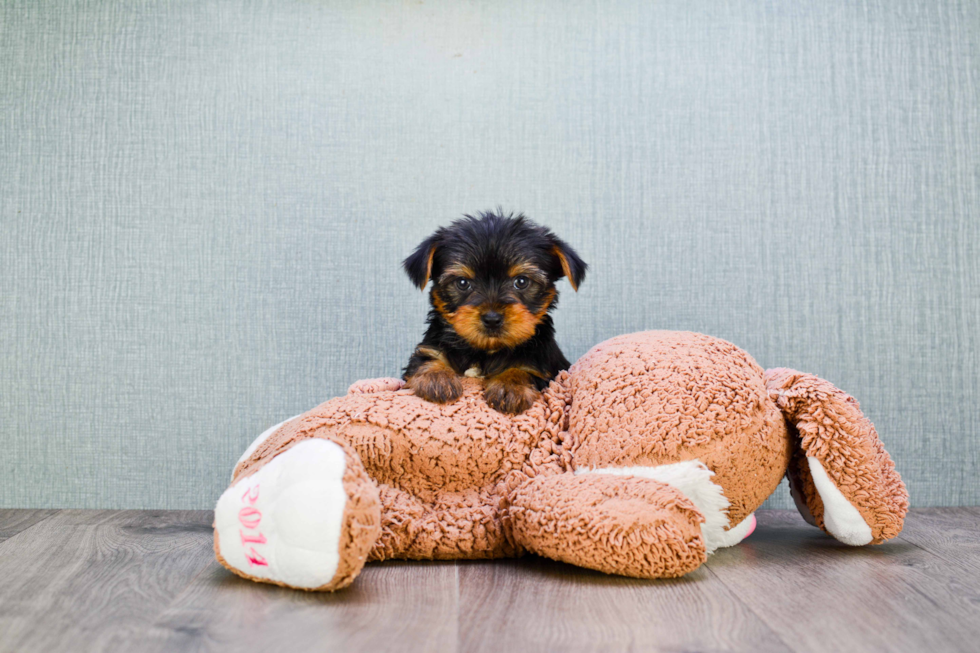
[484,369,539,414]
[406,367,463,404]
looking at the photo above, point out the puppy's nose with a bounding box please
[481,311,504,330]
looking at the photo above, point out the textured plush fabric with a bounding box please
[511,473,707,579]
[766,368,909,544]
[216,331,909,589]
[577,461,735,555]
[2,0,977,510]
[232,376,572,562]
[567,332,791,526]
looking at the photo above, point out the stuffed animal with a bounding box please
[214,331,908,591]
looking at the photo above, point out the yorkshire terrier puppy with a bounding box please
[402,210,587,414]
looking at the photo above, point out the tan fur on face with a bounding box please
[442,289,557,351]
[432,293,450,317]
[507,262,547,284]
[533,288,557,318]
[440,264,475,282]
[448,305,534,350]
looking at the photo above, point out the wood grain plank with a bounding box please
[705,510,980,653]
[0,509,215,652]
[458,556,789,653]
[145,559,459,652]
[0,508,978,652]
[897,508,980,574]
[0,509,59,543]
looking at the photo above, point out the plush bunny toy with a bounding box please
[214,331,908,591]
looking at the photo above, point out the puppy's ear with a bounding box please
[403,233,440,290]
[549,236,587,291]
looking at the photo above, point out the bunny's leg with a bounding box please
[508,473,708,578]
[214,420,382,592]
[213,378,414,590]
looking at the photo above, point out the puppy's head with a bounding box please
[403,210,587,350]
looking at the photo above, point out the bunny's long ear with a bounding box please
[402,232,441,290]
[766,368,908,545]
[549,236,587,291]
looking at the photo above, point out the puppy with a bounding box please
[402,210,587,414]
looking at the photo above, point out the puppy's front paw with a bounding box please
[484,370,539,414]
[406,368,463,404]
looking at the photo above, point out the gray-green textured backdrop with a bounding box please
[2,0,978,509]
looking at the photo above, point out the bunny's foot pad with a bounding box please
[214,438,381,591]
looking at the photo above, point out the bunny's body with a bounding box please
[215,331,908,591]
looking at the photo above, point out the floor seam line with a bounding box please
[895,532,980,575]
[0,510,62,548]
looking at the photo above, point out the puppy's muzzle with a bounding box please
[481,311,504,330]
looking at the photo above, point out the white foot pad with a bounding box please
[807,456,873,545]
[216,439,348,588]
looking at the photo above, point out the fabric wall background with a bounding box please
[1,0,977,509]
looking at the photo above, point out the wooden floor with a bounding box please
[0,509,978,652]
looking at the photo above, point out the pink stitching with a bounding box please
[240,529,267,545]
[245,547,269,567]
[238,506,262,529]
[240,485,260,504]
[237,483,269,566]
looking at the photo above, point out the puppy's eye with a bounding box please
[514,276,530,290]
[454,278,471,291]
